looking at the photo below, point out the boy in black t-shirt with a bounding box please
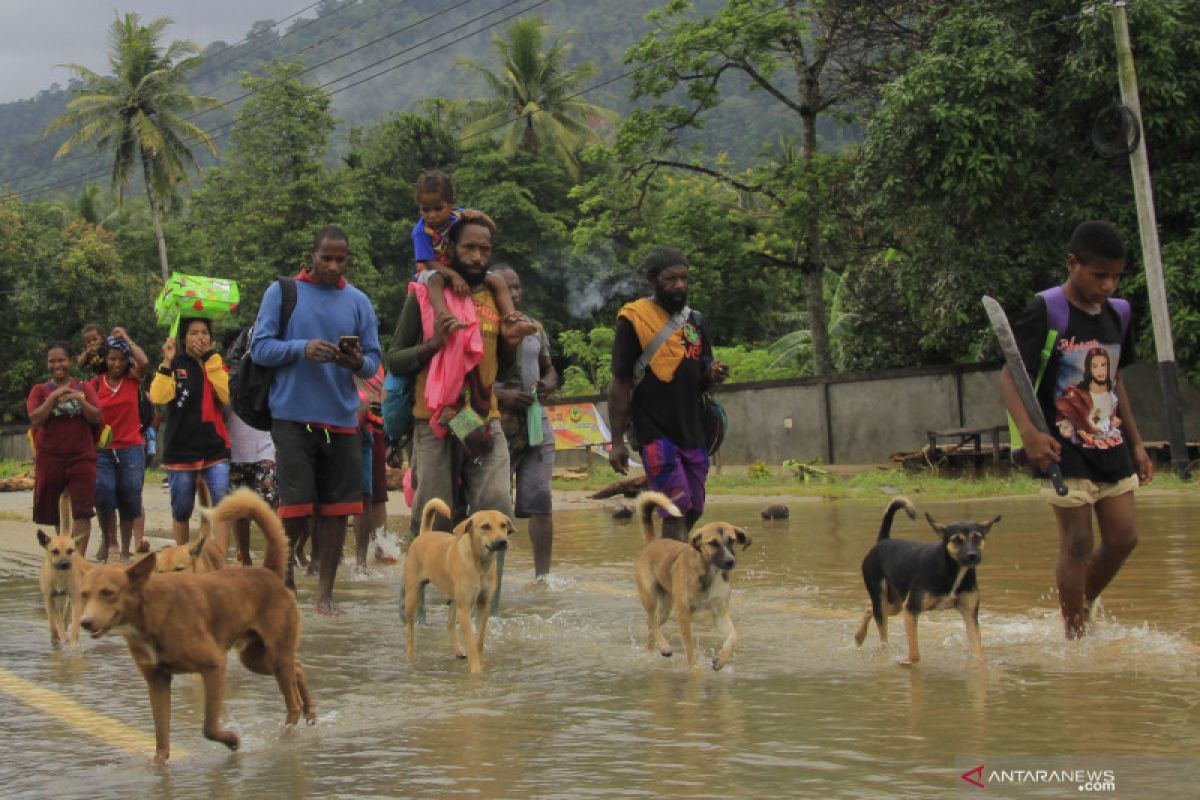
[1001,221,1154,639]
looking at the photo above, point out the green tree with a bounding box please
[580,0,919,375]
[851,0,1200,379]
[459,17,616,179]
[185,63,359,324]
[44,13,219,280]
[557,326,615,394]
[0,199,156,417]
[344,110,459,324]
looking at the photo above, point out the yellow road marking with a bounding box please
[0,666,179,757]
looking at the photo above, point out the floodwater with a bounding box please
[1,494,1197,799]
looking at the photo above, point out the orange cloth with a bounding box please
[616,298,687,384]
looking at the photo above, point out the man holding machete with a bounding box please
[996,221,1153,640]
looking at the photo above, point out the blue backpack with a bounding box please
[1008,285,1131,463]
[382,371,414,444]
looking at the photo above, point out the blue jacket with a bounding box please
[250,277,381,428]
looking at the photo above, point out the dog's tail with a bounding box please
[636,491,682,544]
[420,498,453,535]
[877,496,918,541]
[205,489,287,579]
[57,491,72,535]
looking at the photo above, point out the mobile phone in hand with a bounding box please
[338,335,360,352]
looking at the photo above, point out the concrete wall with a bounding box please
[554,361,1196,465]
[2,362,1193,466]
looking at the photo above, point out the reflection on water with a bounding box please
[1,494,1197,798]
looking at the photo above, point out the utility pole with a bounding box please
[1111,0,1191,477]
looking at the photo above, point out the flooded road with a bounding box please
[1,494,1197,798]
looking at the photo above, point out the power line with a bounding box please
[187,0,349,82]
[5,2,1093,202]
[9,0,546,200]
[192,0,416,102]
[4,0,477,185]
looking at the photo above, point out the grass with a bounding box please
[553,462,1200,502]
[0,459,31,480]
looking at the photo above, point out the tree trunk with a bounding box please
[142,151,170,281]
[799,73,832,376]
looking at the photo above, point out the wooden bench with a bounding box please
[927,425,1006,465]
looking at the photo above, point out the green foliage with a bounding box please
[849,0,1200,375]
[183,63,360,328]
[782,457,829,483]
[43,13,220,278]
[746,460,773,480]
[0,199,156,417]
[712,344,802,384]
[458,17,617,179]
[557,327,614,394]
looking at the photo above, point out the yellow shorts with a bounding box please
[1041,474,1138,508]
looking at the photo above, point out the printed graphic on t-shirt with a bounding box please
[1053,337,1122,450]
[681,322,701,360]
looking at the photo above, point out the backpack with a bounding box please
[1008,286,1131,463]
[137,383,154,429]
[382,371,415,445]
[231,277,298,431]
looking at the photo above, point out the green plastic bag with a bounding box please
[155,273,240,336]
[526,388,544,446]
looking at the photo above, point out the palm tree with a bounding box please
[45,13,220,280]
[459,17,615,179]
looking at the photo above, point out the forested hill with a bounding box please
[0,0,811,198]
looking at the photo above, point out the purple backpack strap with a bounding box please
[1038,285,1070,334]
[1040,284,1132,338]
[1109,297,1132,338]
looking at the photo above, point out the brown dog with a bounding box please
[37,530,90,648]
[78,489,314,763]
[633,491,751,671]
[402,498,513,674]
[154,483,229,574]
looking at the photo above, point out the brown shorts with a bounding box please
[33,453,97,526]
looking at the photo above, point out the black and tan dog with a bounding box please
[633,491,751,671]
[78,489,315,763]
[402,498,513,674]
[854,497,1000,665]
[37,529,90,648]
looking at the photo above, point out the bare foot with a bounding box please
[501,313,538,345]
[315,597,343,617]
[136,540,150,554]
[305,560,319,577]
[119,552,131,562]
[237,552,253,567]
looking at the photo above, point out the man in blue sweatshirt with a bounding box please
[251,225,382,615]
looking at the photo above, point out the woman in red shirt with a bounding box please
[90,332,149,561]
[27,341,102,556]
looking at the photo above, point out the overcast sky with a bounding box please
[0,0,304,103]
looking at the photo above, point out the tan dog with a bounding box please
[155,479,219,572]
[402,498,513,673]
[37,530,90,648]
[633,492,751,671]
[78,489,314,763]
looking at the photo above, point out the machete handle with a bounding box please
[1047,462,1069,496]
